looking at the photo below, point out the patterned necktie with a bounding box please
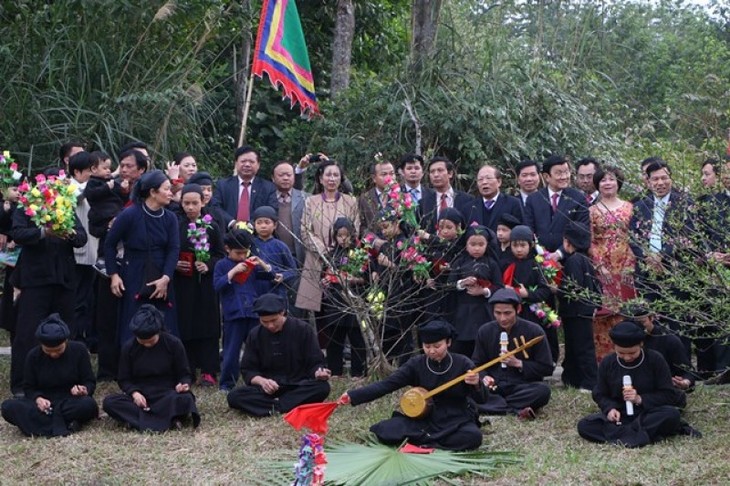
[279,191,291,205]
[410,188,420,203]
[484,199,495,210]
[439,193,448,212]
[551,193,559,214]
[237,181,250,221]
[649,200,666,253]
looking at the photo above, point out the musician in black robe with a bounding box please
[227,294,331,416]
[103,305,200,432]
[340,320,487,451]
[577,321,698,448]
[1,315,98,436]
[472,289,553,419]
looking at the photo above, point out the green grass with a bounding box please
[0,332,728,484]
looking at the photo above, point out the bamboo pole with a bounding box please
[237,72,256,147]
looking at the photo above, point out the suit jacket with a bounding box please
[358,187,384,236]
[11,209,88,289]
[629,190,695,262]
[467,192,523,231]
[419,189,475,231]
[211,175,279,227]
[524,187,589,252]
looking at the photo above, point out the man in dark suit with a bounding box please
[576,157,600,205]
[398,153,435,227]
[419,156,474,231]
[212,145,278,228]
[271,161,307,267]
[359,160,396,235]
[514,159,541,210]
[629,160,695,354]
[524,155,589,257]
[467,165,523,231]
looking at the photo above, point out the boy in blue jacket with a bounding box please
[214,227,274,391]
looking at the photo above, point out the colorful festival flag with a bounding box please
[252,0,319,116]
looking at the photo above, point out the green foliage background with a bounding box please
[1,0,728,183]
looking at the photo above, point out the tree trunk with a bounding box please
[235,0,253,136]
[331,0,355,98]
[410,0,443,71]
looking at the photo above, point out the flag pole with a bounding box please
[237,72,256,147]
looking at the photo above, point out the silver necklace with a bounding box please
[142,203,164,219]
[616,349,645,370]
[426,353,453,375]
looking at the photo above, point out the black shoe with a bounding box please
[171,419,183,431]
[679,423,702,438]
[67,420,81,433]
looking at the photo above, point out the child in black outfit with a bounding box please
[320,217,368,378]
[447,224,503,357]
[502,225,557,365]
[371,209,415,366]
[558,221,601,391]
[84,151,129,267]
[495,214,520,272]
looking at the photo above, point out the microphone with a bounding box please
[500,332,509,368]
[623,375,634,416]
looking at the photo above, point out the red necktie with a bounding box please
[439,193,448,212]
[237,181,251,221]
[551,193,559,214]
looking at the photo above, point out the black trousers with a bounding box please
[227,381,331,417]
[1,396,98,437]
[577,405,681,448]
[94,277,119,381]
[561,316,598,389]
[11,285,74,394]
[477,382,551,415]
[183,337,220,376]
[73,264,97,347]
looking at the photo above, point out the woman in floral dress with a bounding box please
[589,166,636,361]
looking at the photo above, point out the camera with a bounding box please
[309,154,322,164]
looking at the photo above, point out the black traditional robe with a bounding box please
[472,319,553,414]
[645,324,696,390]
[227,317,330,416]
[577,349,688,447]
[102,333,199,432]
[174,210,224,375]
[1,341,98,437]
[348,353,487,451]
[446,255,503,351]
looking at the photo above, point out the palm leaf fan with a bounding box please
[251,436,519,486]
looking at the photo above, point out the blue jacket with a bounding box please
[253,236,298,296]
[214,256,273,321]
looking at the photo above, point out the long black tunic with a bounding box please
[173,211,224,341]
[578,349,687,447]
[645,324,696,389]
[227,317,331,416]
[348,353,487,451]
[447,255,503,342]
[1,342,98,437]
[102,333,199,431]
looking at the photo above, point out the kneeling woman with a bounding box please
[577,321,694,448]
[1,315,98,437]
[103,305,200,432]
[339,320,486,451]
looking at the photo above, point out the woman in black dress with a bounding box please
[103,305,200,432]
[339,320,487,451]
[174,184,224,386]
[1,315,98,436]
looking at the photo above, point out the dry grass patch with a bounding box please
[0,346,728,484]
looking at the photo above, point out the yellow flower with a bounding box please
[43,214,51,222]
[29,204,38,212]
[56,196,65,206]
[2,151,9,158]
[66,184,77,194]
[30,188,40,197]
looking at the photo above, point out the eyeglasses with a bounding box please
[550,170,571,177]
